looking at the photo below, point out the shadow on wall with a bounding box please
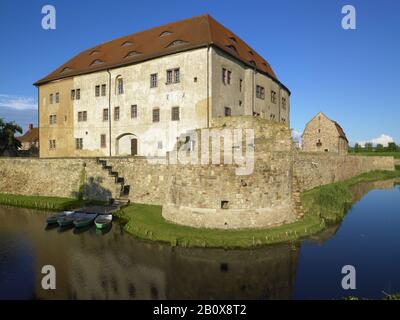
[71,176,112,201]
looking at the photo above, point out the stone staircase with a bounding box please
[96,158,131,205]
[292,176,304,219]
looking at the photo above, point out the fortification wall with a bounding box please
[293,153,395,192]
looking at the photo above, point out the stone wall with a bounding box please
[293,153,395,192]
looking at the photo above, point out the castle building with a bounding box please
[34,14,290,158]
[302,112,348,154]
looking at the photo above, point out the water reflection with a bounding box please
[0,177,399,300]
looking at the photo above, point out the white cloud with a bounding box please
[291,129,302,146]
[358,134,395,147]
[0,94,37,110]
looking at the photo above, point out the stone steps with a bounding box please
[96,158,130,198]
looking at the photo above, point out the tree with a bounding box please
[0,118,22,156]
[354,143,361,153]
[364,143,373,152]
[376,144,384,152]
[387,142,397,152]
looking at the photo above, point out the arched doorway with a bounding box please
[115,133,138,156]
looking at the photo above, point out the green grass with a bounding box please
[115,166,400,249]
[349,151,400,159]
[0,193,104,211]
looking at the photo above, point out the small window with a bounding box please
[221,200,229,209]
[227,70,231,85]
[131,105,137,118]
[226,45,237,54]
[224,107,231,117]
[55,92,59,103]
[78,111,87,122]
[89,50,99,56]
[256,85,265,99]
[239,79,243,92]
[49,94,53,104]
[166,68,180,84]
[222,68,226,84]
[95,85,100,97]
[103,108,108,121]
[150,73,158,88]
[75,138,83,150]
[316,139,322,147]
[171,106,180,121]
[239,100,242,107]
[159,31,172,37]
[61,67,72,74]
[117,77,124,94]
[114,107,120,121]
[49,139,56,150]
[91,59,104,66]
[282,97,286,109]
[101,84,106,96]
[49,114,57,125]
[76,89,80,100]
[100,134,106,148]
[271,90,277,104]
[121,40,134,47]
[229,36,237,43]
[71,90,75,100]
[152,108,160,122]
[125,51,141,58]
[166,40,187,48]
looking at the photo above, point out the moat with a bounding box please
[1,179,399,300]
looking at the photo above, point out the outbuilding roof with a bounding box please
[34,14,286,90]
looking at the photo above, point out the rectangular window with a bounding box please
[174,68,180,83]
[76,89,80,100]
[103,108,108,121]
[222,68,226,84]
[171,106,180,121]
[114,106,120,121]
[256,85,265,99]
[239,100,242,107]
[49,114,57,125]
[131,105,137,118]
[75,138,83,150]
[95,85,100,97]
[166,68,180,84]
[166,70,173,84]
[150,73,158,88]
[71,90,75,100]
[224,107,231,117]
[282,97,286,109]
[100,134,106,148]
[271,90,277,104]
[49,139,56,149]
[240,79,243,92]
[101,84,106,96]
[50,94,53,104]
[78,111,87,122]
[227,70,231,85]
[152,108,160,122]
[55,92,59,103]
[117,78,124,94]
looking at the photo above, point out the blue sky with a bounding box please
[0,0,399,145]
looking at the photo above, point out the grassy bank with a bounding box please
[349,151,400,159]
[0,193,101,211]
[115,167,400,248]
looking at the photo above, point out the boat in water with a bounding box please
[94,214,112,229]
[57,212,83,227]
[73,213,98,228]
[47,211,74,225]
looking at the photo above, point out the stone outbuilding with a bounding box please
[302,112,348,154]
[17,124,39,156]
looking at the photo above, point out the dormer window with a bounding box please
[91,59,104,66]
[249,60,256,67]
[121,41,134,47]
[229,36,237,43]
[226,45,238,54]
[248,50,254,56]
[160,31,172,37]
[60,67,72,74]
[166,40,187,48]
[89,50,99,56]
[124,51,142,58]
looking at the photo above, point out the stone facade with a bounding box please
[302,112,348,154]
[37,45,290,158]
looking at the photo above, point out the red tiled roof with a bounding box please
[17,128,39,143]
[34,14,287,91]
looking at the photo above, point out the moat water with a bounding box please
[1,179,399,300]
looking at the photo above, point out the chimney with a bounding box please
[28,123,33,130]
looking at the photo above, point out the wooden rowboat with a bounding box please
[47,211,74,225]
[95,214,113,229]
[73,213,97,228]
[57,212,81,227]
